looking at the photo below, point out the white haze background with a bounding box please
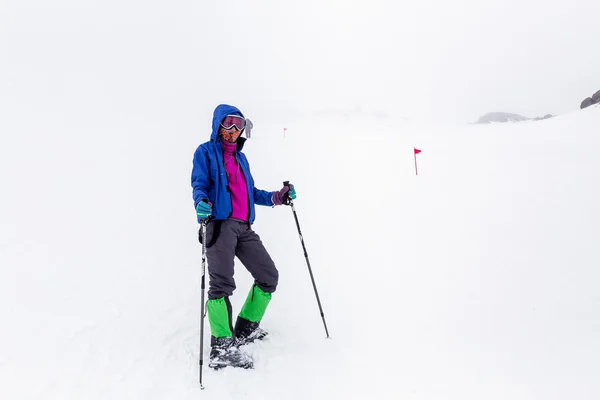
[2,0,600,124]
[1,1,600,399]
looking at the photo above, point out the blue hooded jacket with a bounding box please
[191,104,274,224]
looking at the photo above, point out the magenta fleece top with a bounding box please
[221,140,249,221]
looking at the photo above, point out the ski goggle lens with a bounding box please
[221,115,246,130]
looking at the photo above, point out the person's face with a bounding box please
[219,114,245,143]
[219,125,242,143]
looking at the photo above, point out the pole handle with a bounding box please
[282,181,291,205]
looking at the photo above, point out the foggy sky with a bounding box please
[1,0,599,125]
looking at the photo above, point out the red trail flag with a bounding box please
[414,148,422,175]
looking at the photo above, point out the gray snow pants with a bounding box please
[203,219,279,300]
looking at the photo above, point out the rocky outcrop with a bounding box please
[476,112,554,124]
[581,97,595,109]
[581,90,600,109]
[532,114,555,121]
[477,112,529,124]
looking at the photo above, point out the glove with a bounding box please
[196,198,212,220]
[272,184,296,206]
[287,184,297,201]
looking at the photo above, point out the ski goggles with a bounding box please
[220,115,246,131]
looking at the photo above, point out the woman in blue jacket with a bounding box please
[191,104,295,369]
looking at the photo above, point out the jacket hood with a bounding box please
[211,104,245,142]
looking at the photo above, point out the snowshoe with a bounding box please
[209,336,253,370]
[234,317,269,346]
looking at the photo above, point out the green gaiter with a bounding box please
[238,285,272,323]
[207,297,233,337]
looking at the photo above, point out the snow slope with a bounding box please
[1,103,600,399]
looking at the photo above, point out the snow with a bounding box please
[2,103,600,399]
[2,1,600,398]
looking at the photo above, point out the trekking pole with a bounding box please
[283,181,330,338]
[199,220,208,389]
